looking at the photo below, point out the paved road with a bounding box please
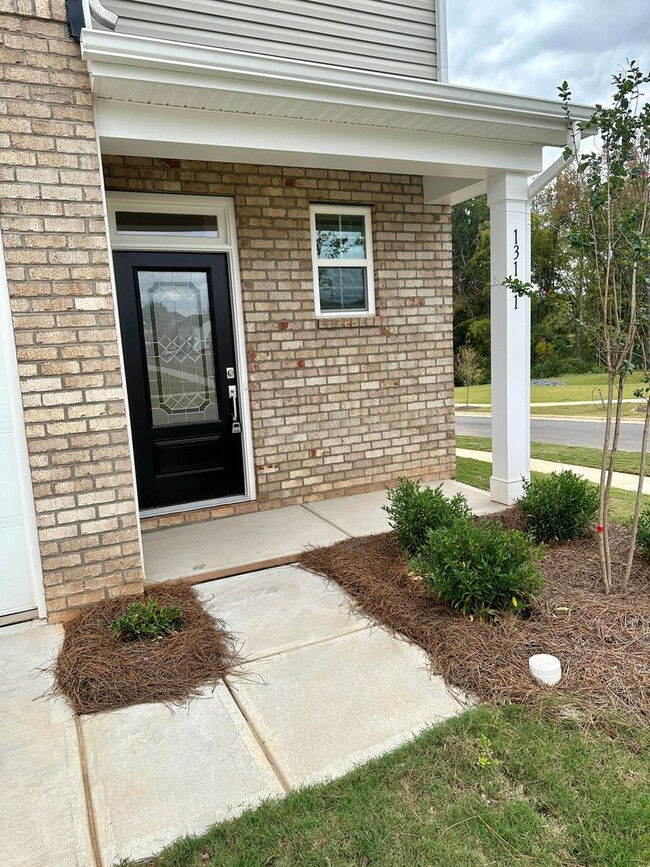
[456,413,644,452]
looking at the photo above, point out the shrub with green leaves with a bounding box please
[518,470,598,542]
[635,505,650,558]
[110,597,184,641]
[384,477,471,556]
[412,516,544,618]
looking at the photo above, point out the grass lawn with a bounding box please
[133,705,649,867]
[455,456,647,525]
[457,435,650,478]
[461,404,645,418]
[455,371,646,410]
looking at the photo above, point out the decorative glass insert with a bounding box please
[318,267,367,311]
[311,206,374,315]
[315,213,366,259]
[116,211,219,237]
[137,271,220,426]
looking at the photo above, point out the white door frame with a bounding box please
[0,228,46,618]
[106,192,256,517]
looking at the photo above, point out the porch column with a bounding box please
[487,172,531,505]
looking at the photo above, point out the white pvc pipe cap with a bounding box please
[529,653,562,686]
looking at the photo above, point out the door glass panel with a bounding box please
[137,271,220,426]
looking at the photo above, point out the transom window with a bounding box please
[310,205,375,317]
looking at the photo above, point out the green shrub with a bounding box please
[636,506,650,557]
[412,516,544,618]
[384,478,471,556]
[518,470,598,542]
[110,598,184,641]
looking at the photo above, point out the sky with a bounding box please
[446,0,650,109]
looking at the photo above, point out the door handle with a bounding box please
[228,385,241,434]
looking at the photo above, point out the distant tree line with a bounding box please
[452,164,607,383]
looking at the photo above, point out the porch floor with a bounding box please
[142,479,503,584]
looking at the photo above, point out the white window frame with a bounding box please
[309,204,375,318]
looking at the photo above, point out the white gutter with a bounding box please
[527,121,581,201]
[88,0,118,30]
[436,0,449,84]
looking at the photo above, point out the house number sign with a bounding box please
[513,228,520,310]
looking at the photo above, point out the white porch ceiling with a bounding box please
[83,29,596,204]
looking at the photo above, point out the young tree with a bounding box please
[455,344,483,407]
[562,62,650,593]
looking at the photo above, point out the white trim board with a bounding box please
[0,229,46,618]
[106,191,256,516]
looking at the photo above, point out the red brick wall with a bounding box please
[102,157,456,531]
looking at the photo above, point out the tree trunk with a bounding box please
[623,392,650,589]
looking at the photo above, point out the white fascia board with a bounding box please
[81,30,595,145]
[95,99,544,176]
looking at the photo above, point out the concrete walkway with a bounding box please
[457,447,650,494]
[1,480,496,867]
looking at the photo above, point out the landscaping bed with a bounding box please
[300,512,650,724]
[55,583,241,714]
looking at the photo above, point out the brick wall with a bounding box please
[103,158,456,532]
[0,2,144,620]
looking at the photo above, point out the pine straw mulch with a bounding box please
[54,583,242,715]
[299,510,650,726]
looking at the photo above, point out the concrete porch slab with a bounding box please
[302,479,503,537]
[229,627,467,790]
[142,505,348,584]
[197,565,372,660]
[0,622,93,867]
[81,683,284,865]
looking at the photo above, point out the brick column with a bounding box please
[0,1,144,620]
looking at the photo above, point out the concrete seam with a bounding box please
[299,503,354,538]
[74,716,104,867]
[223,679,292,795]
[239,623,372,665]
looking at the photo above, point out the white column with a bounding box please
[487,172,531,505]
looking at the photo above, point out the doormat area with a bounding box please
[55,583,242,714]
[300,517,650,725]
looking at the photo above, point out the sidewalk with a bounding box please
[2,480,494,867]
[457,448,650,494]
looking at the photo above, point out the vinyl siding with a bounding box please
[103,0,438,79]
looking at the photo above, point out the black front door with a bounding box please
[114,251,245,510]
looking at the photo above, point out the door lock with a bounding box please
[228,384,241,434]
[226,367,235,380]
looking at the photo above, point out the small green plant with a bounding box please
[518,470,598,542]
[384,478,471,556]
[110,598,184,641]
[412,516,543,619]
[476,735,501,769]
[635,505,650,558]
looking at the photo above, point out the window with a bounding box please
[115,211,219,238]
[310,205,375,316]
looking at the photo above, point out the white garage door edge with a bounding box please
[0,227,45,619]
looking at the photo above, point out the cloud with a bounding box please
[447,0,650,107]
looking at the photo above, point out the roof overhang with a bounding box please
[82,29,596,204]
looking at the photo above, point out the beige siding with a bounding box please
[103,0,437,79]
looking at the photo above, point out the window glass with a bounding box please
[318,266,367,312]
[137,270,220,426]
[315,213,366,259]
[116,211,219,237]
